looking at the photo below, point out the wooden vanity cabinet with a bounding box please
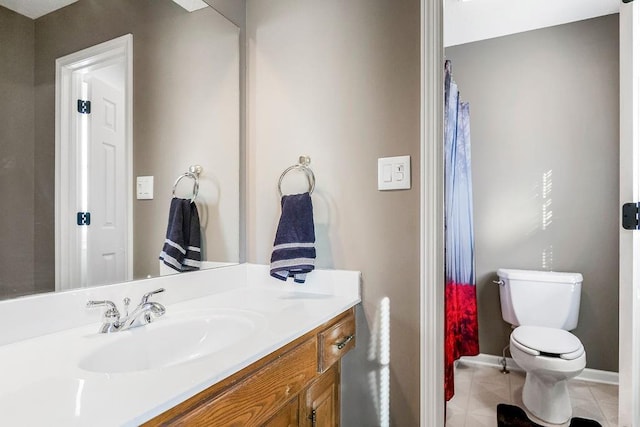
[145,307,355,427]
[263,397,299,427]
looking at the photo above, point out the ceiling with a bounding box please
[0,0,208,19]
[445,0,620,47]
[0,0,77,19]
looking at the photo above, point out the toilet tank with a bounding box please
[497,268,583,330]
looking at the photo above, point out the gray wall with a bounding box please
[205,0,247,264]
[446,15,620,372]
[246,0,421,424]
[0,7,35,299]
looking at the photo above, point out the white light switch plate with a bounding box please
[378,155,410,190]
[136,176,154,199]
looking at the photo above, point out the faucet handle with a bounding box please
[123,297,131,317]
[86,300,120,320]
[141,288,165,304]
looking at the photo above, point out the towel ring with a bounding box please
[278,156,315,197]
[172,165,202,203]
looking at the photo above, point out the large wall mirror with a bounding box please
[0,0,240,301]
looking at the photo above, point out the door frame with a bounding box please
[421,2,639,426]
[618,2,640,426]
[55,34,133,291]
[420,0,445,426]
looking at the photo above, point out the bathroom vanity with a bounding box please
[147,307,355,426]
[0,264,360,426]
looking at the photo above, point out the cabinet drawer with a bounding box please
[318,310,355,372]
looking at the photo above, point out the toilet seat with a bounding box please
[511,326,584,360]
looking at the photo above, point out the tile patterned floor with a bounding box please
[445,361,618,427]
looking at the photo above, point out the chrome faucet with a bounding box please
[87,288,166,333]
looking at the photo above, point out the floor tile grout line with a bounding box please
[588,382,618,426]
[586,383,609,425]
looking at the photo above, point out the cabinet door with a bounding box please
[301,364,340,427]
[263,397,299,427]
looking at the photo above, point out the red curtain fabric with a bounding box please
[445,281,479,401]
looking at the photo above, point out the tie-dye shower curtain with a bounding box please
[444,60,479,401]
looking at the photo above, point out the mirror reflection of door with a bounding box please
[86,73,126,286]
[55,34,133,291]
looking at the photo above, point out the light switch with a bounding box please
[383,164,392,182]
[378,156,410,190]
[137,176,154,200]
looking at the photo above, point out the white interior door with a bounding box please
[619,2,640,426]
[55,34,133,291]
[86,76,127,287]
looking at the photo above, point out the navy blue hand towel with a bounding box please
[270,192,316,283]
[159,198,202,272]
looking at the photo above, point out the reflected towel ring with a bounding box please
[172,165,202,203]
[278,156,315,197]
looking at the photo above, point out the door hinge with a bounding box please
[622,202,640,230]
[77,99,91,114]
[77,212,91,226]
[308,409,317,427]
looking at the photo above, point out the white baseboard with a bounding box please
[458,353,619,385]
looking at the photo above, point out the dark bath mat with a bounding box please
[497,403,602,427]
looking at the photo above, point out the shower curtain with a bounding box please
[444,60,479,401]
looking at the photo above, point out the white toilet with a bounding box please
[497,268,586,425]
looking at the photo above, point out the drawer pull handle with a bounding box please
[335,334,354,350]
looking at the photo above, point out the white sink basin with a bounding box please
[78,308,264,374]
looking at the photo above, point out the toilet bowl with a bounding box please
[509,326,586,424]
[497,268,586,424]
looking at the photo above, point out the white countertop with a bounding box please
[0,264,360,426]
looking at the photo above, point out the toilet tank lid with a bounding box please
[497,268,583,284]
